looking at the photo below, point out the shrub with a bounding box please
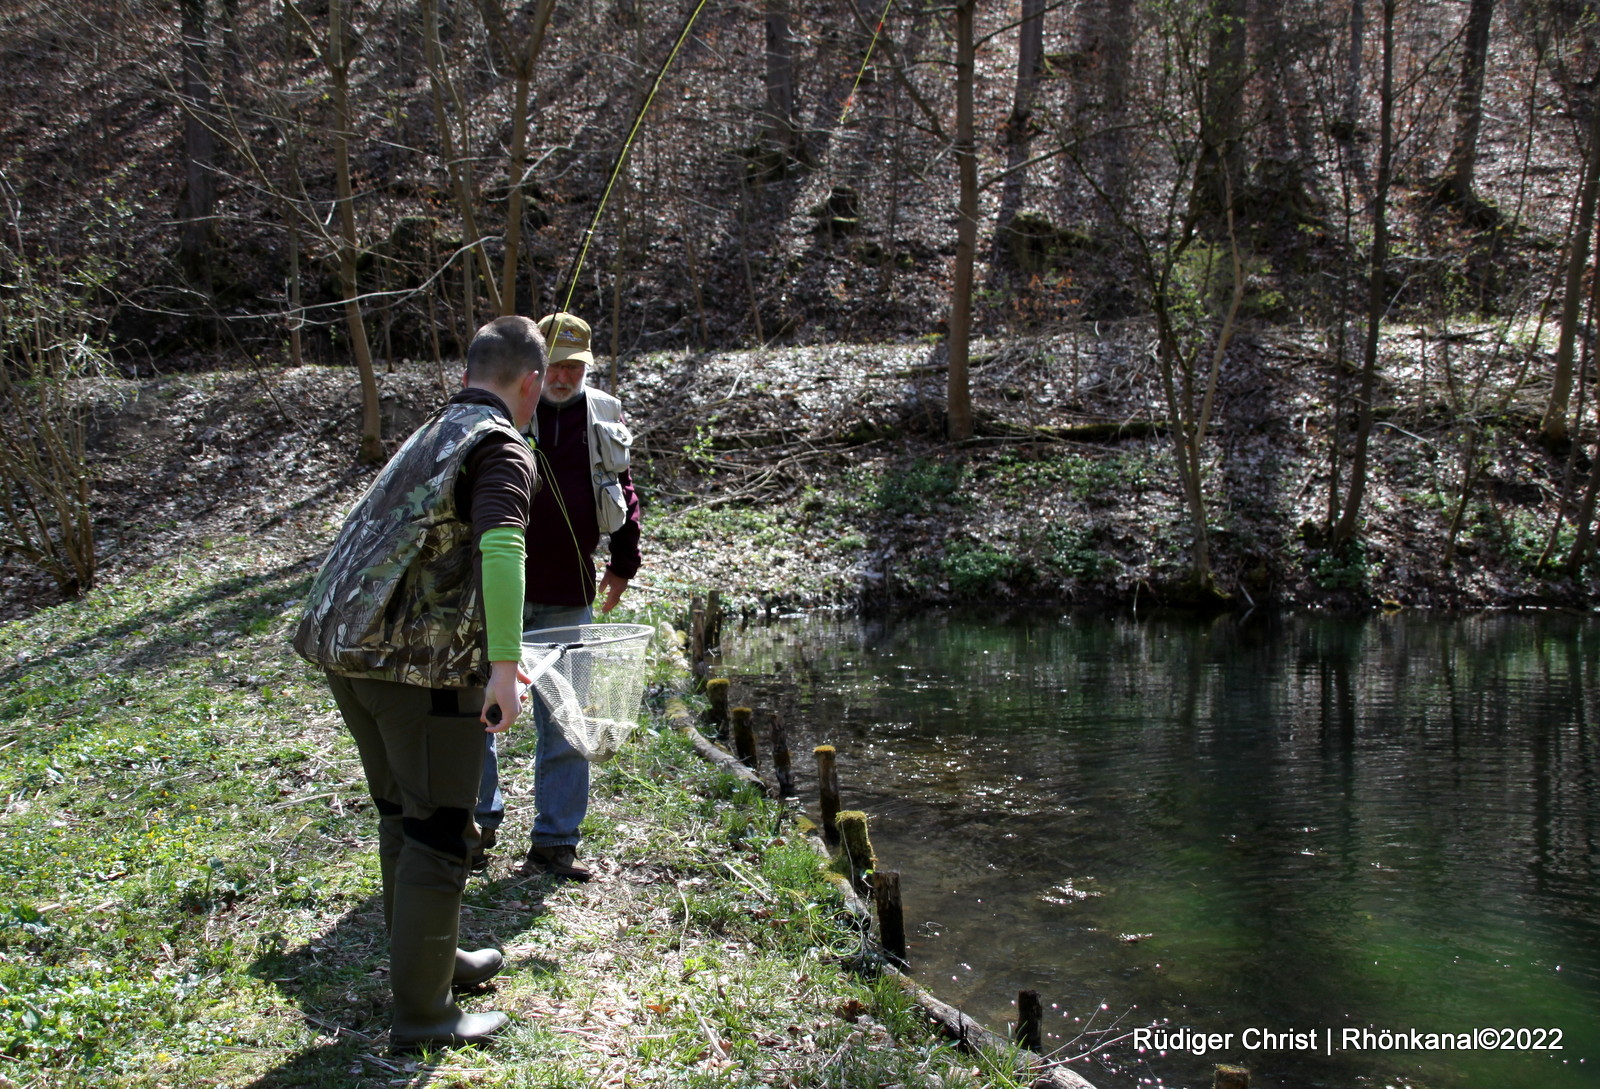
[0,188,114,596]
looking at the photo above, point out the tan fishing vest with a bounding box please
[293,401,526,688]
[585,388,634,534]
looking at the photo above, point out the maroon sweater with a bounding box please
[525,391,642,606]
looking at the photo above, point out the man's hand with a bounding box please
[483,660,533,732]
[597,569,630,614]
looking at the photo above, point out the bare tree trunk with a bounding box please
[1343,0,1365,135]
[1070,0,1134,228]
[762,0,800,164]
[993,0,1045,265]
[423,0,502,316]
[1153,199,1245,583]
[1193,0,1247,223]
[179,0,216,282]
[329,0,384,464]
[277,3,303,368]
[491,0,556,317]
[611,166,630,385]
[1443,0,1496,204]
[1541,96,1600,445]
[1333,0,1396,548]
[1566,359,1600,570]
[946,0,977,442]
[1250,0,1319,218]
[286,215,305,367]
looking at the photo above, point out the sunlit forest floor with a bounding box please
[2,324,1593,626]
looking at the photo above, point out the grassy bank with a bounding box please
[0,536,1045,1088]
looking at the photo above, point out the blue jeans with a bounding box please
[477,602,593,847]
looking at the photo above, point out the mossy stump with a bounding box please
[704,677,730,737]
[731,706,758,769]
[814,745,841,844]
[1214,1065,1249,1089]
[834,810,876,895]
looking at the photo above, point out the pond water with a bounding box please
[718,611,1600,1089]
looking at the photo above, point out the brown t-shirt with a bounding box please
[451,388,538,535]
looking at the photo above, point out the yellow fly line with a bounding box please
[838,0,894,130]
[559,0,712,314]
[559,0,893,309]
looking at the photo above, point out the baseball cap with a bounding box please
[537,312,594,367]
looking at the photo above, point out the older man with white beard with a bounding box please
[475,312,642,882]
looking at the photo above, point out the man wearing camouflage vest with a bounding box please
[294,316,546,1049]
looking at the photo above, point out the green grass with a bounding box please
[986,451,1150,507]
[875,458,969,516]
[0,541,1031,1088]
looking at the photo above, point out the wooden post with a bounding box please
[704,677,730,737]
[731,706,758,769]
[688,595,705,658]
[1214,1066,1249,1089]
[770,710,795,797]
[688,595,707,691]
[873,869,907,968]
[706,588,723,649]
[814,744,840,845]
[1015,989,1042,1052]
[834,810,875,895]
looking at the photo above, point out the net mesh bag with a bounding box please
[520,623,653,763]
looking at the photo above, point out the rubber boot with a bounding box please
[452,948,504,989]
[388,840,508,1050]
[380,815,504,990]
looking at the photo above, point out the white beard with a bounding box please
[542,373,586,407]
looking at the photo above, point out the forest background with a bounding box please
[6,0,1600,618]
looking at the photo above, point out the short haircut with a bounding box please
[465,316,548,387]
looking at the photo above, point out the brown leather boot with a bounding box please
[519,843,591,882]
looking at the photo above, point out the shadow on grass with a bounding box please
[241,871,557,1087]
[0,555,317,694]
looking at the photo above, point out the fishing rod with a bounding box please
[840,0,894,129]
[556,0,891,311]
[556,0,712,313]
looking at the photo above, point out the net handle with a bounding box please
[524,645,567,685]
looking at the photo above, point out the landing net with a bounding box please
[520,623,653,763]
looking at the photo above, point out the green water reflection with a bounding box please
[721,611,1599,1089]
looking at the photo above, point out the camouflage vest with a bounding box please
[293,400,526,688]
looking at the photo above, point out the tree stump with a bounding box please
[1214,1065,1249,1089]
[731,706,758,769]
[814,745,841,844]
[704,677,730,737]
[1016,989,1042,1052]
[873,869,908,968]
[770,710,795,797]
[834,810,876,895]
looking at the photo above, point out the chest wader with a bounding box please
[296,401,523,1049]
